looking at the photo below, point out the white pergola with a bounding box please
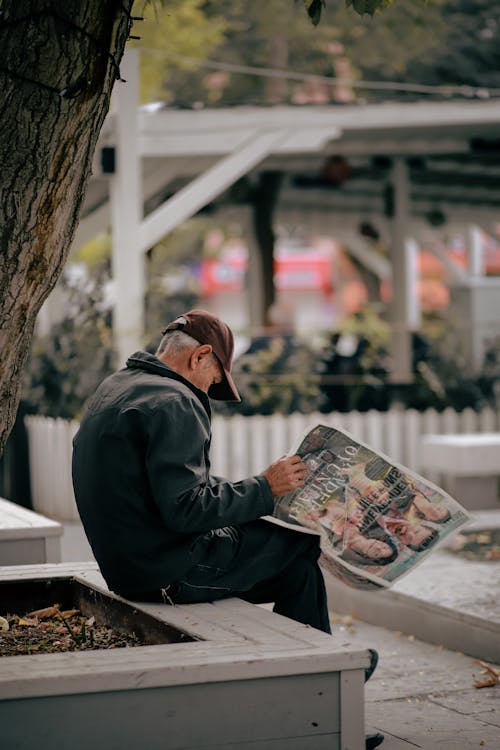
[69,50,500,377]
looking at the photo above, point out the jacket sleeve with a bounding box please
[145,396,274,533]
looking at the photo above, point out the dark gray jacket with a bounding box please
[72,351,273,596]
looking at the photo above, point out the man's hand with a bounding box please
[263,455,308,498]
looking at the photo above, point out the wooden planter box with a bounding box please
[0,497,62,565]
[0,563,369,750]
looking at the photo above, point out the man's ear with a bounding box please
[189,344,213,369]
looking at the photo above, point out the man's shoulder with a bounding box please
[83,366,201,419]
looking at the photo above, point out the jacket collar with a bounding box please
[125,351,211,416]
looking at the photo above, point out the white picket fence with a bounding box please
[26,407,500,522]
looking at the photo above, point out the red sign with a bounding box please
[200,249,334,297]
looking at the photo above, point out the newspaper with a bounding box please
[266,424,470,590]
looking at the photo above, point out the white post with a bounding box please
[110,49,144,367]
[389,158,413,382]
[405,237,421,330]
[467,224,484,277]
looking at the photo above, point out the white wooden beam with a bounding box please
[110,49,144,366]
[331,230,392,280]
[405,237,421,330]
[467,224,485,277]
[138,129,289,254]
[420,236,468,284]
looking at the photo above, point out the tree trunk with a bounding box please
[0,0,133,455]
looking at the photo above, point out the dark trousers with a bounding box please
[170,519,331,634]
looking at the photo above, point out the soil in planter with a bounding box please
[0,603,144,657]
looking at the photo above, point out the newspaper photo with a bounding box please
[266,424,470,590]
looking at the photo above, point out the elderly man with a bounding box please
[72,309,383,750]
[72,309,331,630]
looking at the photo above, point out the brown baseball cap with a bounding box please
[162,309,241,401]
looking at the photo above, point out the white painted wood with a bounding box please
[0,498,62,565]
[26,410,500,520]
[479,406,499,432]
[441,406,461,435]
[333,230,392,280]
[423,236,468,283]
[211,415,230,478]
[269,413,292,463]
[250,415,271,475]
[137,100,500,158]
[110,48,145,365]
[0,640,362,699]
[2,674,343,750]
[0,563,369,698]
[468,224,485,277]
[0,561,99,580]
[405,237,421,329]
[385,408,403,466]
[74,88,500,369]
[461,406,478,433]
[139,129,289,254]
[365,410,384,453]
[215,598,337,648]
[0,562,369,748]
[421,407,441,438]
[44,535,62,564]
[344,412,365,442]
[404,409,421,471]
[0,539,46,565]
[0,497,62,537]
[340,669,365,750]
[420,432,500,475]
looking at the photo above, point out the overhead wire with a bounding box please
[137,46,500,100]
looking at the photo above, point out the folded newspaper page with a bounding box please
[266,424,470,590]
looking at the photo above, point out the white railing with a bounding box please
[26,407,500,522]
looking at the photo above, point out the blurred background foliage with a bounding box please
[132,0,500,107]
[21,0,500,418]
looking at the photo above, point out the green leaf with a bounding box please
[303,0,325,26]
[346,0,385,16]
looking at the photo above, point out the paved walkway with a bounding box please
[61,521,500,749]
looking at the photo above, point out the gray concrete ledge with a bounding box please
[325,548,500,664]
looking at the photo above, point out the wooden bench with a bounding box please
[0,562,370,750]
[420,432,500,510]
[0,497,62,565]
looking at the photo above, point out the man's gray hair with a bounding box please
[156,330,200,356]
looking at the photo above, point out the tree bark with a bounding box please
[0,0,133,455]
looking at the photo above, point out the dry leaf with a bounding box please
[474,678,498,689]
[86,616,96,626]
[60,609,79,619]
[27,604,61,619]
[0,616,9,632]
[17,617,38,627]
[473,659,500,689]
